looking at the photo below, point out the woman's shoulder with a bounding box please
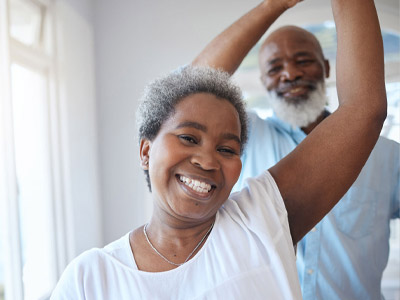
[226,171,288,222]
[62,248,107,277]
[67,232,132,274]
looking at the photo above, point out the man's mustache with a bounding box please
[276,80,317,96]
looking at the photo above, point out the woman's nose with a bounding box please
[190,149,220,171]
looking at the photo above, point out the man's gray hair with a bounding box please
[136,65,248,191]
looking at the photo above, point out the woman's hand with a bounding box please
[264,0,303,11]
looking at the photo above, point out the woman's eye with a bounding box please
[179,135,197,144]
[218,147,237,155]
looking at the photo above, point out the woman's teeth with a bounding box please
[179,175,212,193]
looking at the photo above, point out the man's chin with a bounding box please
[268,82,328,128]
[281,94,310,104]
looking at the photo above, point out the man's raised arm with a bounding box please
[192,0,301,74]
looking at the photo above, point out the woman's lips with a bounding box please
[176,174,216,199]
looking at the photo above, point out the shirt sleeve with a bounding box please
[392,164,400,219]
[50,250,99,300]
[390,140,400,219]
[229,171,293,246]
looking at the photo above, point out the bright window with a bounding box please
[11,63,56,299]
[0,0,65,299]
[9,0,52,54]
[0,219,5,300]
[9,0,43,47]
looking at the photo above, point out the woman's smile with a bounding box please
[177,174,216,199]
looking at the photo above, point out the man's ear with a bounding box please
[139,138,151,169]
[324,59,330,78]
[260,74,269,91]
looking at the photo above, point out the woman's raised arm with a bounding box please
[269,0,387,242]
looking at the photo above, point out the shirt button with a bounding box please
[307,269,314,275]
[311,227,317,232]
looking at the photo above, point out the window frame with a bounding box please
[0,0,68,299]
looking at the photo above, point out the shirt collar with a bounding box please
[268,113,307,144]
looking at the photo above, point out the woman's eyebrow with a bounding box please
[176,121,207,132]
[176,121,241,145]
[222,133,241,145]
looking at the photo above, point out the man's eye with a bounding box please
[268,66,282,75]
[297,59,314,65]
[179,135,197,144]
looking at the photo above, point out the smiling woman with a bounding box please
[51,65,304,299]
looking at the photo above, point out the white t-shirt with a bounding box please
[51,171,302,300]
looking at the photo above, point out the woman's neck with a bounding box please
[129,213,215,272]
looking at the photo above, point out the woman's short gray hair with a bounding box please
[136,65,248,191]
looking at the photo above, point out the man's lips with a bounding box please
[276,80,317,99]
[282,86,309,97]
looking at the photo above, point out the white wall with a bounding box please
[94,0,264,244]
[55,0,102,259]
[93,0,400,245]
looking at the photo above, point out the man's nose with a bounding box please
[280,63,303,82]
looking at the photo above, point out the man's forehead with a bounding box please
[267,26,316,43]
[260,31,322,62]
[261,42,315,62]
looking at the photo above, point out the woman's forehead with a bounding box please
[165,93,241,133]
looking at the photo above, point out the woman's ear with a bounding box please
[139,139,151,170]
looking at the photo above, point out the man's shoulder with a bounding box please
[371,136,399,160]
[246,110,279,131]
[376,135,400,148]
[357,136,399,183]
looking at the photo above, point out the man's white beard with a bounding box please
[267,82,328,128]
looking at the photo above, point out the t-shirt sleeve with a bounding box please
[50,250,99,300]
[228,171,293,245]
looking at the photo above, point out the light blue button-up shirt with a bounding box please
[233,111,400,300]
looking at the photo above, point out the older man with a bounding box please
[193,2,400,300]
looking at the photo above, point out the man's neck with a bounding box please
[300,110,331,135]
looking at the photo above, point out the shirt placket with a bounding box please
[302,223,322,300]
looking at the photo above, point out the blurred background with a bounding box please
[0,0,398,299]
